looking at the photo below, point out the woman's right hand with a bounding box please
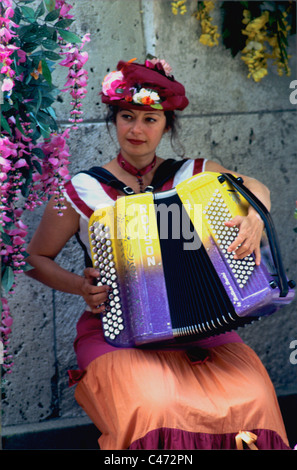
[81,267,110,314]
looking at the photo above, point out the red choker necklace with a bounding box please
[117,153,157,192]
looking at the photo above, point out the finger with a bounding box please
[83,267,100,282]
[224,215,244,227]
[227,233,246,254]
[91,303,106,315]
[233,242,253,259]
[83,282,110,298]
[93,288,110,305]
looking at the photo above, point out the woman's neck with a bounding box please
[118,150,156,170]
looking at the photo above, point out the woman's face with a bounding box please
[115,108,167,161]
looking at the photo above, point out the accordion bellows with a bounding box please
[88,172,295,347]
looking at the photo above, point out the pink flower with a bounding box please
[2,0,13,7]
[0,156,12,170]
[14,158,29,169]
[145,58,173,76]
[102,70,127,99]
[17,49,26,64]
[1,77,14,91]
[56,1,74,19]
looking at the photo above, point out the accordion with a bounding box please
[88,171,295,347]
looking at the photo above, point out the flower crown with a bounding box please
[101,57,174,110]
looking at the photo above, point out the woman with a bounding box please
[25,58,290,450]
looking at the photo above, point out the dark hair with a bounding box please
[104,105,185,158]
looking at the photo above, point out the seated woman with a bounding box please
[25,57,290,450]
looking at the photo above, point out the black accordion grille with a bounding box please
[155,193,252,339]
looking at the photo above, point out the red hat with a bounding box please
[101,58,189,111]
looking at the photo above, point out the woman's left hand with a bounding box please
[224,210,264,265]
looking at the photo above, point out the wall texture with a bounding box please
[2,0,297,442]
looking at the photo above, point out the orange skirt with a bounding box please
[74,342,290,450]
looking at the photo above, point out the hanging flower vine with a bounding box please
[0,0,90,374]
[171,1,296,82]
[193,1,220,47]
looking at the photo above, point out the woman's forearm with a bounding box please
[25,254,85,296]
[242,176,271,211]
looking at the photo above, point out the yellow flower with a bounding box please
[194,1,220,47]
[171,0,187,15]
[240,10,270,82]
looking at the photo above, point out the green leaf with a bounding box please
[45,9,60,22]
[2,266,15,294]
[31,147,46,159]
[21,6,35,19]
[41,38,58,50]
[22,42,39,53]
[1,232,12,246]
[34,2,46,18]
[55,19,74,29]
[43,50,61,61]
[22,261,34,272]
[1,113,12,136]
[33,159,43,174]
[15,115,27,136]
[36,119,51,138]
[151,103,163,110]
[36,88,42,113]
[57,29,81,44]
[41,58,52,85]
[45,0,56,12]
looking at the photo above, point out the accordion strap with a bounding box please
[79,158,189,195]
[220,173,291,297]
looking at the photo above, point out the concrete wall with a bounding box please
[2,0,297,442]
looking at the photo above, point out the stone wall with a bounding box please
[2,0,297,437]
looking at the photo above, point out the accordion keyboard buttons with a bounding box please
[89,221,124,341]
[204,190,256,288]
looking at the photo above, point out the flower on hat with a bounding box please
[101,69,163,108]
[132,88,161,107]
[101,57,188,111]
[102,70,127,100]
[145,57,173,77]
